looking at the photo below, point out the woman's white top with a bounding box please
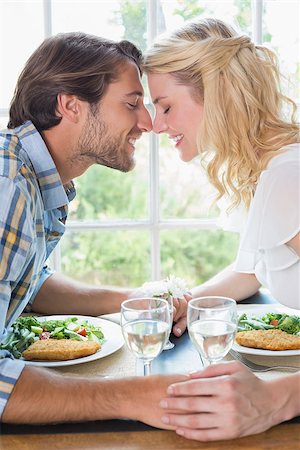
[221,143,300,309]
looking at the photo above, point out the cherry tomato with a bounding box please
[77,328,87,336]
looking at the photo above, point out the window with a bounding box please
[1,1,298,287]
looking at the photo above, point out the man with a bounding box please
[0,32,187,425]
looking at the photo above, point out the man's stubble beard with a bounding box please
[75,109,136,173]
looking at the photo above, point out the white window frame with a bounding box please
[0,0,264,279]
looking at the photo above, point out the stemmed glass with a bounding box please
[121,298,170,376]
[139,275,189,351]
[162,295,175,350]
[187,296,237,366]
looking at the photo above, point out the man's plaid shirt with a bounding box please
[0,121,75,417]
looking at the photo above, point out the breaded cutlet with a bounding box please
[236,329,300,351]
[22,339,101,361]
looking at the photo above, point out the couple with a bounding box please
[0,18,299,441]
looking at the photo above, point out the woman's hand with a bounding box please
[130,288,192,337]
[172,293,192,336]
[159,361,300,441]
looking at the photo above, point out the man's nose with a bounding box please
[137,106,153,132]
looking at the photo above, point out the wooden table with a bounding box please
[1,422,300,450]
[1,290,300,449]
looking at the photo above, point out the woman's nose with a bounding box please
[152,114,168,134]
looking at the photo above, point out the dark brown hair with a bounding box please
[8,32,142,131]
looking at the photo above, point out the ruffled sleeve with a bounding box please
[234,155,300,273]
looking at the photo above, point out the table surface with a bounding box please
[1,422,300,450]
[1,290,300,449]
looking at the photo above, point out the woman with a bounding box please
[143,18,300,441]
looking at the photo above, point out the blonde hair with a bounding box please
[143,18,299,209]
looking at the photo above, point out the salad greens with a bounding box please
[0,316,105,359]
[238,312,300,335]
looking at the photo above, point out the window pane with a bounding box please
[0,117,8,129]
[159,142,218,219]
[161,229,239,286]
[114,0,147,51]
[0,0,44,109]
[52,0,148,47]
[68,134,149,221]
[263,0,300,103]
[159,0,252,35]
[52,0,123,39]
[61,229,150,286]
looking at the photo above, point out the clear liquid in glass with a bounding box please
[189,319,236,363]
[122,319,169,361]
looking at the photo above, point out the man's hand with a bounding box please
[2,366,188,426]
[158,361,300,441]
[120,374,189,429]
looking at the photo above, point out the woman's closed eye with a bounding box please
[164,107,170,114]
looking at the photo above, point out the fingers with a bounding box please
[175,426,233,442]
[166,376,226,397]
[188,361,246,379]
[162,411,218,430]
[172,317,186,336]
[161,410,242,441]
[172,298,187,321]
[172,297,188,336]
[167,368,251,401]
[160,394,221,414]
[172,298,180,318]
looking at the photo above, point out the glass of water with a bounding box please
[187,296,237,366]
[121,298,170,376]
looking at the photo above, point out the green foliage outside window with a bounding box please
[173,0,206,21]
[61,228,239,288]
[160,229,239,286]
[61,229,151,286]
[68,161,148,221]
[114,0,147,52]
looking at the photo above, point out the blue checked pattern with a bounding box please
[0,121,76,417]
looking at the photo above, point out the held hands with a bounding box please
[171,293,192,336]
[122,374,189,429]
[131,275,192,337]
[159,361,286,441]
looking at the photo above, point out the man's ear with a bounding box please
[56,93,82,123]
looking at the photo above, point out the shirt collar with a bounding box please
[14,121,76,210]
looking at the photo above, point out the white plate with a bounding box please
[233,305,300,356]
[23,315,124,367]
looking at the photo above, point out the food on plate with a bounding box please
[22,338,101,361]
[0,316,105,359]
[237,312,300,335]
[236,329,300,351]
